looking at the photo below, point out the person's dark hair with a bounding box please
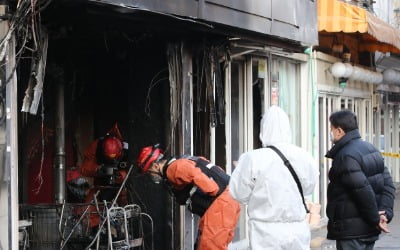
[329,110,358,132]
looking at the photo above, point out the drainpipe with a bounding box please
[54,81,65,204]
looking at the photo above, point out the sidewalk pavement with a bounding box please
[311,182,400,250]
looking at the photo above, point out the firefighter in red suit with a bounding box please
[137,144,240,250]
[79,124,128,228]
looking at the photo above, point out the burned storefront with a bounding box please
[0,1,318,249]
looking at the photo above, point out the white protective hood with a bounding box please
[229,106,318,250]
[259,105,292,146]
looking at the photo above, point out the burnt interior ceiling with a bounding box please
[38,2,195,161]
[41,1,231,154]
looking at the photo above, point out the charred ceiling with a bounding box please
[38,1,306,54]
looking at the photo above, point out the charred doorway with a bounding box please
[18,7,174,249]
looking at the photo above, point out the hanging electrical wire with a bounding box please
[166,43,182,153]
[0,0,51,90]
[32,87,45,194]
[212,45,225,125]
[145,67,168,117]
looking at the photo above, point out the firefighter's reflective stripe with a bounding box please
[186,185,198,211]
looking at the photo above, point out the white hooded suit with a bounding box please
[229,106,318,250]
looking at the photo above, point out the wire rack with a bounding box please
[20,202,151,250]
[19,204,62,250]
[19,203,107,250]
[59,202,108,249]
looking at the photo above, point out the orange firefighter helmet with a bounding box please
[137,144,164,173]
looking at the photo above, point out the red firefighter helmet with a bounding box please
[137,144,164,173]
[100,135,123,162]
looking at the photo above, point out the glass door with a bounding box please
[270,57,301,144]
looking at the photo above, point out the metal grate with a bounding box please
[20,203,149,250]
[19,204,62,250]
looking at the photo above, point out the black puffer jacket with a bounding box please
[325,129,395,240]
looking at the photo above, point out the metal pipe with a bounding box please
[54,81,65,204]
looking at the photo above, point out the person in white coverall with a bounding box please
[229,105,318,250]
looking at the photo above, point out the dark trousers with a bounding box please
[336,236,378,250]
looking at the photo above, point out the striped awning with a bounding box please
[318,0,400,53]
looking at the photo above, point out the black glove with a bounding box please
[67,177,89,201]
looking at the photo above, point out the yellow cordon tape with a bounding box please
[381,152,400,158]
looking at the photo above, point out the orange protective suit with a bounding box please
[166,158,240,250]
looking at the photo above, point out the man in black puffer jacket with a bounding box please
[325,110,395,250]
